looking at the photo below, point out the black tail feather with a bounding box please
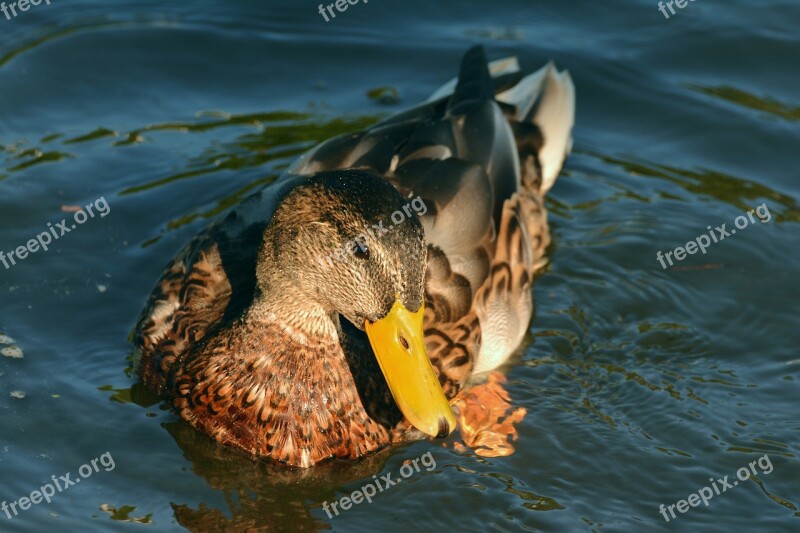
[447,45,494,115]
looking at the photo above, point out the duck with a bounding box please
[133,46,575,468]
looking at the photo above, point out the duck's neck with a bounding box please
[246,281,341,345]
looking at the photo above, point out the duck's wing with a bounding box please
[290,46,575,391]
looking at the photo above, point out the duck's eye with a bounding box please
[353,246,370,260]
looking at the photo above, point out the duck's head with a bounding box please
[255,169,456,438]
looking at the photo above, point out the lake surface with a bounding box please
[1,0,798,531]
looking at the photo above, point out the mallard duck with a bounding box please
[134,46,575,468]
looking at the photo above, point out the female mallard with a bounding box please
[134,46,575,468]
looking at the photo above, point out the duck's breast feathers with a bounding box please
[134,174,312,376]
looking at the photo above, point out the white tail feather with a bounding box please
[498,63,575,194]
[495,62,550,121]
[532,66,575,194]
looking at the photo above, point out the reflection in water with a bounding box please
[0,20,136,68]
[1,143,74,174]
[164,420,394,532]
[589,152,800,223]
[100,503,153,524]
[452,372,527,458]
[689,85,800,122]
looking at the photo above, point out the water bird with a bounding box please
[134,45,575,467]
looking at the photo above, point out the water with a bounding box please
[1,0,798,531]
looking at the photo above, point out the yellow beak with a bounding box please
[364,299,456,438]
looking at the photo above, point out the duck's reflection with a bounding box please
[162,417,394,532]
